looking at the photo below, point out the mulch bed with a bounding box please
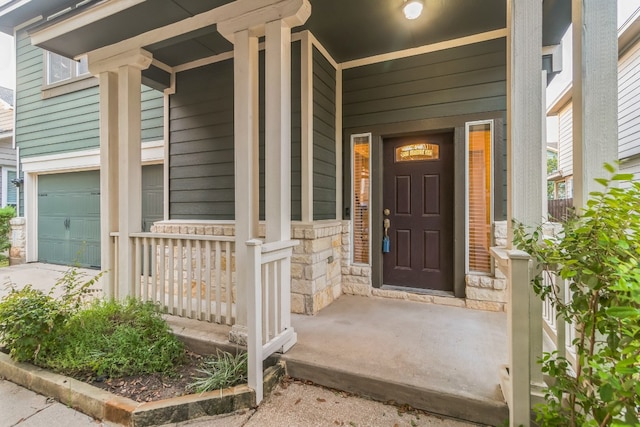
[87,350,207,403]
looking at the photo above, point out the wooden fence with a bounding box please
[547,198,573,222]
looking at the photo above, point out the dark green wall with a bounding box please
[343,38,507,221]
[168,41,302,221]
[15,30,164,159]
[313,47,337,220]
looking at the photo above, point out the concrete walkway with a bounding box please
[0,262,100,299]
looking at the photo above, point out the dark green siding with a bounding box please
[343,38,507,219]
[14,30,164,159]
[313,47,337,220]
[168,42,302,221]
[342,39,507,129]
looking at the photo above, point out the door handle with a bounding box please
[64,218,70,230]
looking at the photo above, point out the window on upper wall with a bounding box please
[351,133,371,265]
[466,120,493,274]
[46,52,89,85]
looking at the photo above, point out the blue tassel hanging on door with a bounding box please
[382,235,390,253]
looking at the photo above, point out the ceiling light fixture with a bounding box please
[403,0,424,20]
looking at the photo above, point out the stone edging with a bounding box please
[0,352,284,426]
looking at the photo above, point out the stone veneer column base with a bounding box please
[9,217,26,265]
[290,221,343,315]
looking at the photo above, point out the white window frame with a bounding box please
[465,119,494,275]
[2,167,16,207]
[350,132,372,266]
[45,52,90,87]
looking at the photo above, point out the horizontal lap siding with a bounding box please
[343,38,507,220]
[618,42,640,159]
[15,30,163,159]
[558,103,573,176]
[169,59,235,220]
[168,41,302,221]
[313,47,336,220]
[342,39,507,129]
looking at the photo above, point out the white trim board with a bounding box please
[21,140,164,173]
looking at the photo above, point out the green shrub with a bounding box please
[0,285,68,362]
[187,350,247,393]
[0,206,15,263]
[514,164,640,426]
[45,298,184,378]
[0,267,183,379]
[0,267,94,362]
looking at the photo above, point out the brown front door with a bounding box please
[382,133,454,291]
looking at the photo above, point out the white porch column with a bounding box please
[572,0,618,209]
[98,71,119,299]
[89,48,152,300]
[117,64,144,298]
[232,28,260,332]
[506,0,543,425]
[265,19,292,243]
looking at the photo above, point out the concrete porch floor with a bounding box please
[168,293,509,426]
[282,295,509,426]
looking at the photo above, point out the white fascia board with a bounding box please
[21,140,163,173]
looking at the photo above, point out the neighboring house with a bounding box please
[547,8,640,196]
[0,86,17,209]
[3,32,165,269]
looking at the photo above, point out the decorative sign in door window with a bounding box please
[395,143,439,162]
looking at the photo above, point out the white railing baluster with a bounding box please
[185,239,193,318]
[195,240,202,320]
[226,241,233,325]
[215,241,222,324]
[124,232,236,325]
[134,238,141,299]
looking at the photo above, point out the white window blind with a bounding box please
[352,134,371,264]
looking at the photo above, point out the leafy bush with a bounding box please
[0,206,15,263]
[0,267,94,362]
[187,350,247,393]
[0,268,183,379]
[46,298,184,378]
[514,164,640,426]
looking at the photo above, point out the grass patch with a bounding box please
[187,350,247,393]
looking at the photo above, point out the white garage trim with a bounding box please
[22,141,164,262]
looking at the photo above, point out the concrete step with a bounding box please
[282,356,508,426]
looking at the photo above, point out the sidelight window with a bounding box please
[466,120,493,274]
[351,133,371,265]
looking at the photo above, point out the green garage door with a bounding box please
[38,166,164,269]
[38,171,101,268]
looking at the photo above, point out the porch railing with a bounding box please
[115,232,237,325]
[541,270,576,366]
[491,246,577,426]
[246,238,298,404]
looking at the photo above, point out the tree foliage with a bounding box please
[514,164,640,426]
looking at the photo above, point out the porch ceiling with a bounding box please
[0,0,570,68]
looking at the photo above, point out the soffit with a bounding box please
[1,0,570,67]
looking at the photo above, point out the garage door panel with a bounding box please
[38,171,101,269]
[38,167,163,269]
